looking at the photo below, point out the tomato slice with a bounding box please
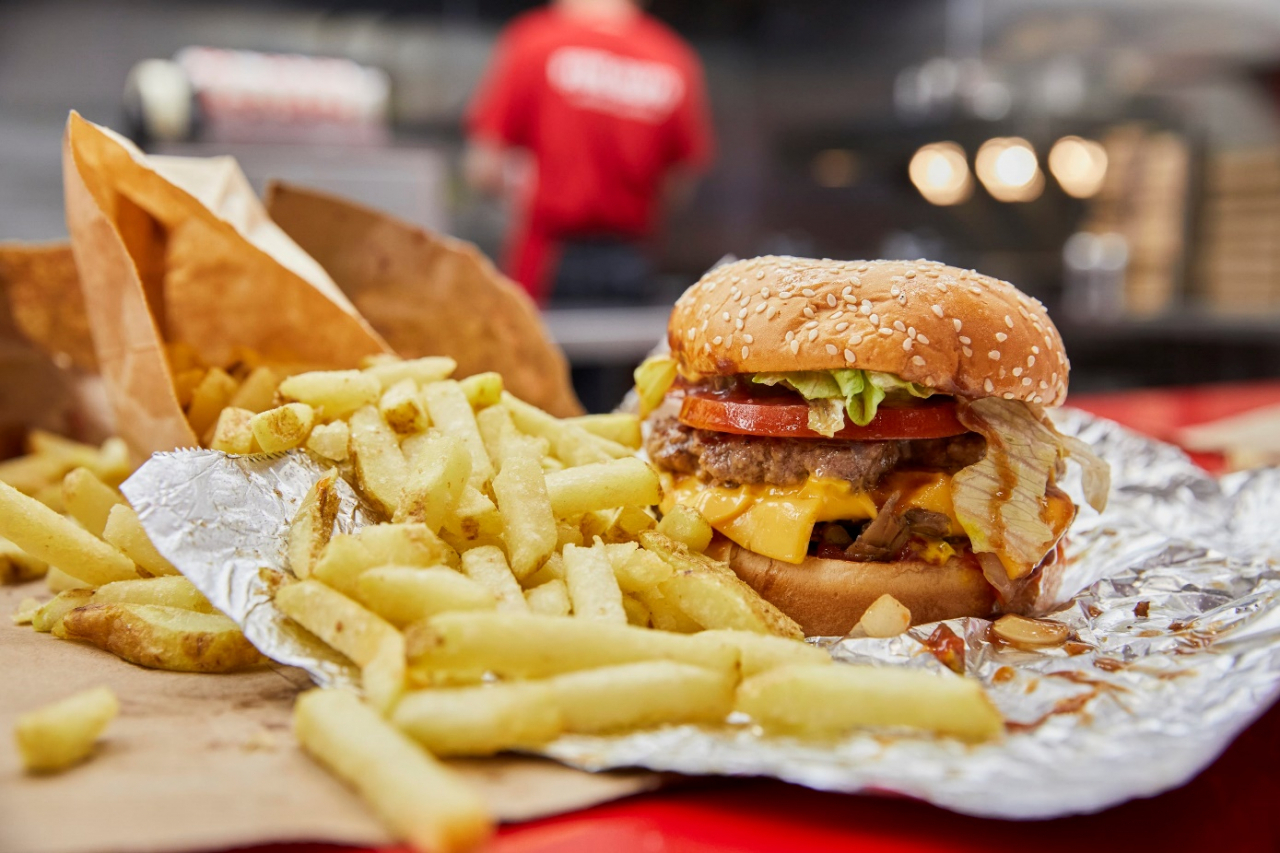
[678,389,968,440]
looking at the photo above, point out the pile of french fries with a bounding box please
[3,354,1003,853]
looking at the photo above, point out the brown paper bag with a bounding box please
[62,113,390,458]
[0,583,659,853]
[266,182,582,417]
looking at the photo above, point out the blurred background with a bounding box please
[4,0,1280,411]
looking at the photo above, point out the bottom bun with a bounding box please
[726,544,997,637]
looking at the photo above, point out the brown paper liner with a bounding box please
[62,113,391,458]
[266,181,582,417]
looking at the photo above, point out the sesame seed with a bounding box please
[844,349,856,362]
[831,311,844,320]
[744,334,753,344]
[766,306,778,320]
[722,312,731,321]
[826,294,837,308]
[802,288,816,298]
[726,334,733,346]
[804,320,818,330]
[761,287,771,298]
[686,328,695,339]
[785,331,795,342]
[1003,392,1015,400]
[912,355,925,366]
[984,378,995,393]
[825,343,838,356]
[741,294,751,306]
[738,307,748,318]
[931,305,944,318]
[704,343,712,353]
[918,334,930,345]
[890,286,901,297]
[937,283,948,292]
[712,336,723,345]
[989,350,1001,360]
[843,293,858,305]
[755,303,767,314]
[893,320,906,332]
[996,332,1008,342]
[879,328,893,337]
[849,333,863,345]
[756,270,766,279]
[1022,377,1032,386]
[1027,356,1035,367]
[905,270,917,279]
[908,326,917,338]
[790,340,800,354]
[1005,315,1014,328]
[742,346,750,359]
[1013,367,1023,377]
[963,347,973,357]
[735,319,744,330]
[953,319,963,332]
[999,367,1007,378]
[701,320,709,331]
[803,306,816,319]
[835,322,849,332]
[860,302,872,315]
[1039,381,1048,390]
[970,287,982,295]
[1031,394,1042,404]
[902,339,914,352]
[779,291,791,300]
[808,330,819,342]
[959,335,971,345]
[1032,345,1040,354]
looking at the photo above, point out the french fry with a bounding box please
[441,487,503,544]
[61,468,123,539]
[547,661,735,733]
[278,370,381,419]
[522,552,566,590]
[294,688,493,853]
[621,594,651,627]
[578,509,613,543]
[102,504,180,577]
[565,413,642,449]
[421,381,493,491]
[458,546,527,613]
[500,393,632,465]
[209,407,258,454]
[406,612,740,679]
[187,367,239,439]
[555,521,584,550]
[362,356,457,390]
[643,531,803,639]
[31,589,94,633]
[173,368,205,410]
[28,432,132,487]
[13,596,39,625]
[656,505,714,553]
[491,449,556,580]
[358,523,459,570]
[858,594,911,638]
[698,630,831,677]
[458,372,503,409]
[357,566,496,627]
[633,588,701,634]
[391,682,562,756]
[475,404,521,469]
[91,575,214,613]
[0,452,65,495]
[45,567,91,593]
[15,686,119,774]
[56,604,266,672]
[349,406,407,516]
[524,579,571,617]
[544,458,661,519]
[736,663,1004,743]
[563,543,625,622]
[0,535,49,584]
[363,632,407,717]
[394,433,470,532]
[306,421,350,462]
[0,480,137,586]
[228,365,280,414]
[379,378,428,435]
[274,579,400,668]
[607,546,672,594]
[34,482,66,512]
[288,470,340,579]
[311,534,377,598]
[604,505,656,542]
[250,403,315,454]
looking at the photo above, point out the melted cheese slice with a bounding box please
[661,471,964,565]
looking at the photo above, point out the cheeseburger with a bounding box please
[636,257,1108,636]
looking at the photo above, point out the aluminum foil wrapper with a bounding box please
[123,410,1280,819]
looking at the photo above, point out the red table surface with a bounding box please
[258,382,1280,853]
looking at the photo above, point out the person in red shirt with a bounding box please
[465,0,714,305]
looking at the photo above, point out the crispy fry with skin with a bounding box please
[288,470,340,579]
[56,604,266,672]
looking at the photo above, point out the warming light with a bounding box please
[1049,136,1108,198]
[975,137,1044,202]
[908,142,972,206]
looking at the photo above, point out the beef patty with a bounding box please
[646,416,986,490]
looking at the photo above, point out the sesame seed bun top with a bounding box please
[668,256,1068,407]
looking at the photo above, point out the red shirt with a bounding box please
[467,8,714,302]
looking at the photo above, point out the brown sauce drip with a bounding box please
[920,624,966,674]
[992,666,1016,683]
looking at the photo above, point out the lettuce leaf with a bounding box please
[952,398,1110,586]
[750,369,933,434]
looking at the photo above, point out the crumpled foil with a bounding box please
[123,410,1280,819]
